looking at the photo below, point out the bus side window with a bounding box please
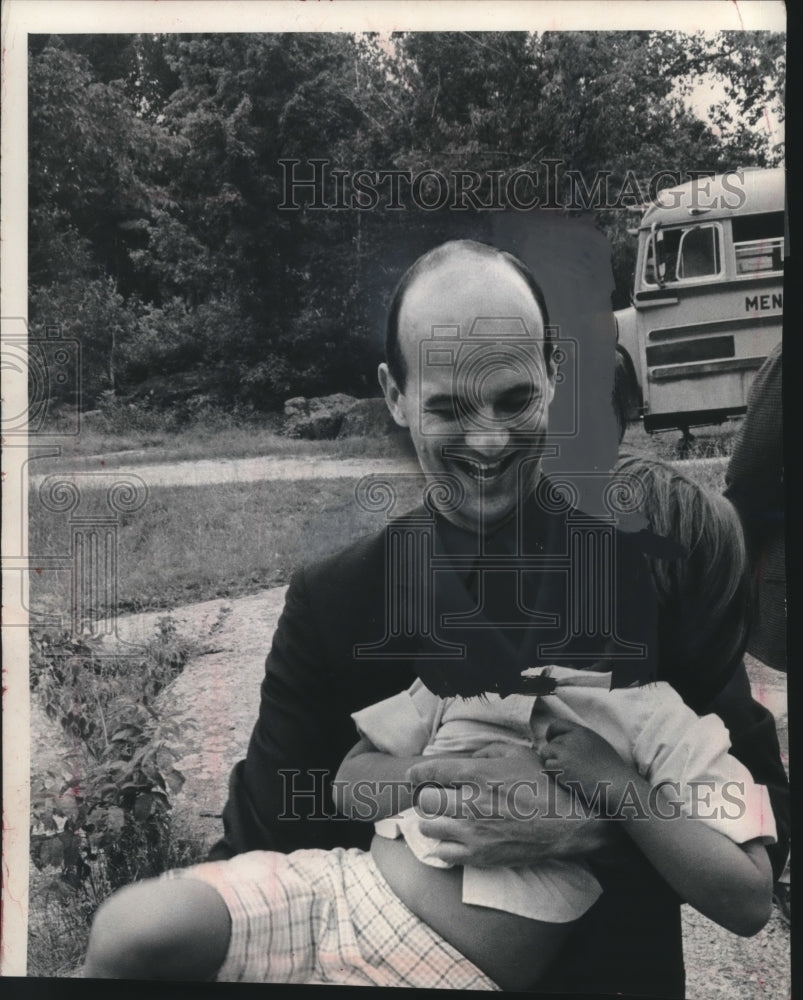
[676,225,721,279]
[733,212,784,275]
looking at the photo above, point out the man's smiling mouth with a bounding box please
[451,453,516,484]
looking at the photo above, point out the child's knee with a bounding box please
[86,880,163,977]
[86,877,231,980]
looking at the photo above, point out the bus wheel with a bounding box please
[613,350,638,443]
[677,426,695,455]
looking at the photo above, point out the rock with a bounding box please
[283,396,308,418]
[337,397,399,438]
[282,393,358,439]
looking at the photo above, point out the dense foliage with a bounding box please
[28,620,208,973]
[29,31,785,412]
[29,621,193,886]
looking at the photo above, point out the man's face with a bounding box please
[380,254,555,533]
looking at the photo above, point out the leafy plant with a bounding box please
[28,621,207,974]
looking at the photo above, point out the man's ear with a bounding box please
[378,363,410,428]
[546,368,556,406]
[545,354,558,406]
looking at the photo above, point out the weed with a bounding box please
[621,419,731,493]
[28,622,207,977]
[623,418,737,462]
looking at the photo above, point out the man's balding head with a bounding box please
[385,240,553,390]
[378,239,557,531]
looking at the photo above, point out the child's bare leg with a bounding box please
[85,877,231,980]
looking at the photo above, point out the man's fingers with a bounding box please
[422,840,472,866]
[416,814,471,844]
[407,757,479,786]
[415,785,460,817]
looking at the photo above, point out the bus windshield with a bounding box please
[643,224,722,286]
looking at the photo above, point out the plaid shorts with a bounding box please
[166,847,500,988]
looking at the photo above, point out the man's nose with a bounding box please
[463,427,510,457]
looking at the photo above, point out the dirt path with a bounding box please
[31,455,421,490]
[120,590,289,846]
[84,588,789,999]
[31,452,718,491]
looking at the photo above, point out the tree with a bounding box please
[29,30,785,410]
[29,39,182,405]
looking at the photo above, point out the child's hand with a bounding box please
[538,719,634,802]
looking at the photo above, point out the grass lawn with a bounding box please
[621,419,734,493]
[37,407,415,472]
[39,427,411,471]
[29,417,736,622]
[623,418,737,460]
[29,474,427,619]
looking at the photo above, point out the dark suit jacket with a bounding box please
[211,500,790,997]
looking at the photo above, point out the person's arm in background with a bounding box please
[335,738,471,820]
[336,736,420,817]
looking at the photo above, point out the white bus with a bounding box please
[614,168,784,438]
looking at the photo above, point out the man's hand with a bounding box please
[538,719,635,805]
[407,748,615,868]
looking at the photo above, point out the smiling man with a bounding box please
[205,239,789,996]
[379,240,555,533]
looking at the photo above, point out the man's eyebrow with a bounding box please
[423,393,456,408]
[487,384,545,407]
[498,384,542,399]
